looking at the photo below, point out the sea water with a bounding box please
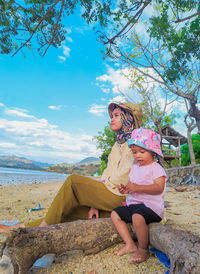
[0,167,68,186]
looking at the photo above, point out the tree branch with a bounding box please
[11,0,62,57]
[103,0,152,45]
[174,12,200,23]
[42,0,64,56]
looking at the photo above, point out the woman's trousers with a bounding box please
[25,174,125,227]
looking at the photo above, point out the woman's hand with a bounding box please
[88,207,99,219]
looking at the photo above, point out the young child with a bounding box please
[111,128,167,263]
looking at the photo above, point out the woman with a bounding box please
[0,102,142,230]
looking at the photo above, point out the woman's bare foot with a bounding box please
[130,248,150,263]
[39,220,48,227]
[114,243,137,256]
[0,223,25,233]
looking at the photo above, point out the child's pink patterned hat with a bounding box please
[127,128,163,157]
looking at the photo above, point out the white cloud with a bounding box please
[0,107,100,163]
[88,104,106,116]
[74,25,91,35]
[5,108,34,118]
[96,65,164,105]
[97,66,134,94]
[96,67,131,94]
[48,105,62,110]
[28,141,45,147]
[175,123,187,137]
[109,96,127,104]
[0,118,57,135]
[0,102,4,107]
[58,56,66,63]
[102,88,110,94]
[0,142,16,148]
[75,27,84,34]
[97,66,143,104]
[169,100,186,113]
[58,42,71,62]
[62,45,70,57]
[66,36,73,43]
[65,28,72,34]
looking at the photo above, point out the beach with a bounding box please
[0,181,200,273]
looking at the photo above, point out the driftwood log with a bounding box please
[0,218,200,274]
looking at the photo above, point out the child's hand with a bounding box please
[125,182,138,194]
[118,184,128,194]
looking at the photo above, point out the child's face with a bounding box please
[130,145,154,166]
[110,108,122,132]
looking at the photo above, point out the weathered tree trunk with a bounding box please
[187,129,196,165]
[0,218,200,274]
[149,223,200,273]
[188,97,200,134]
[0,218,135,274]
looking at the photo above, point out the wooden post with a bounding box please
[178,138,181,166]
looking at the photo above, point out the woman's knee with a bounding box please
[63,174,77,186]
[67,174,76,181]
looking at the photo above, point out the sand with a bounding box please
[0,182,200,274]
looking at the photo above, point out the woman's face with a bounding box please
[110,108,122,132]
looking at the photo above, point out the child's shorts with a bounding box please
[113,204,161,225]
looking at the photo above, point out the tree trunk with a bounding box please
[187,129,196,165]
[0,218,200,274]
[149,222,200,273]
[188,98,200,134]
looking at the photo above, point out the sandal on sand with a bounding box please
[130,249,150,263]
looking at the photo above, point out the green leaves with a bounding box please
[181,134,200,165]
[93,122,116,174]
[0,0,199,62]
[0,0,113,56]
[148,0,200,82]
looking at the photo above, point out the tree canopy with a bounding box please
[0,0,112,56]
[1,0,199,62]
[93,122,116,174]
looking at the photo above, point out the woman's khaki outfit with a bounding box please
[26,102,142,227]
[26,142,133,227]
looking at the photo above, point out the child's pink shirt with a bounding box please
[126,162,167,219]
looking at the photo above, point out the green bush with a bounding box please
[181,134,200,166]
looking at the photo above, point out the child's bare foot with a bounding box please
[114,244,137,256]
[39,220,48,227]
[0,224,12,232]
[0,223,25,233]
[130,248,150,263]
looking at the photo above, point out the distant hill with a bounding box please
[0,155,100,175]
[0,155,51,170]
[78,157,100,164]
[31,160,52,169]
[47,156,100,176]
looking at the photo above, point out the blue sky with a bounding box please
[0,10,137,164]
[0,7,189,164]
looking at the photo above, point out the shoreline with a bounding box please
[0,182,200,273]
